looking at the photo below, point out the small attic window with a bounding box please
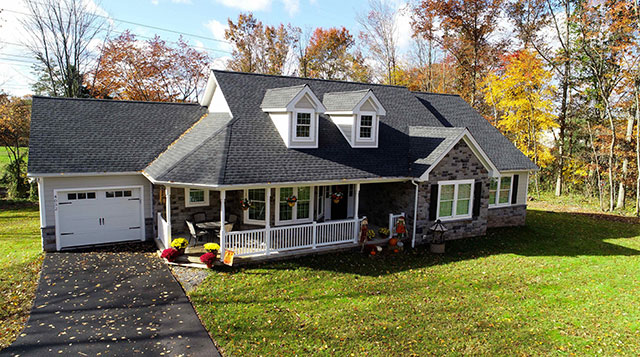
[359,114,373,139]
[295,111,312,138]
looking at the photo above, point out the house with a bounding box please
[27,70,537,259]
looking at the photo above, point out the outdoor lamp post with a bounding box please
[429,219,447,253]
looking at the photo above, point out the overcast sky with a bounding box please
[0,0,418,96]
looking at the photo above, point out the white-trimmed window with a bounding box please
[489,175,512,206]
[277,186,313,225]
[437,180,474,221]
[185,188,209,207]
[294,110,314,140]
[244,188,266,224]
[356,112,376,141]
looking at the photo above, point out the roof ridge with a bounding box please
[32,95,203,106]
[323,89,370,95]
[211,69,409,89]
[411,91,461,97]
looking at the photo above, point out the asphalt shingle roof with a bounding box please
[413,92,538,171]
[28,97,206,174]
[28,71,537,184]
[322,89,370,112]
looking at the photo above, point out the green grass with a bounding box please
[533,190,638,216]
[190,209,640,356]
[0,201,43,349]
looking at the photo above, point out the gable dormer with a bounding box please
[261,85,325,149]
[323,89,386,148]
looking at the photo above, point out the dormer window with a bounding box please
[323,89,386,148]
[358,114,374,139]
[295,111,312,139]
[261,84,326,149]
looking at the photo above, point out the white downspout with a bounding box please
[219,190,226,259]
[165,186,172,244]
[411,180,419,248]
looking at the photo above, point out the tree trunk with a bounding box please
[616,115,634,209]
[635,81,640,215]
[554,60,570,197]
[587,121,604,210]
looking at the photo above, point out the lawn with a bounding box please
[190,208,640,356]
[0,201,43,349]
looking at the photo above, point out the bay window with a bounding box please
[277,186,313,225]
[489,175,512,206]
[437,180,474,220]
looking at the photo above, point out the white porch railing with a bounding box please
[389,212,405,237]
[224,218,360,257]
[157,212,171,249]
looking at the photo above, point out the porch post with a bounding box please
[165,186,172,243]
[265,187,271,255]
[220,190,226,259]
[353,183,360,243]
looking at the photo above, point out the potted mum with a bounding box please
[200,252,217,268]
[161,248,180,262]
[378,227,390,239]
[204,242,220,255]
[171,237,189,254]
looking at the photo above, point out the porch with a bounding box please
[153,181,410,263]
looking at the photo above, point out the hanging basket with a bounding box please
[286,195,297,207]
[331,192,344,204]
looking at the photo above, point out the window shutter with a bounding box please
[511,175,519,204]
[428,184,438,221]
[472,181,482,217]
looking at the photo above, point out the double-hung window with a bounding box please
[277,186,313,225]
[359,115,373,139]
[245,188,266,224]
[185,188,209,207]
[489,176,512,206]
[295,111,312,139]
[437,180,474,220]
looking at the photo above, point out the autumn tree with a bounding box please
[412,0,506,109]
[303,27,372,82]
[225,13,296,75]
[88,31,210,102]
[482,50,557,194]
[575,0,637,211]
[357,0,399,84]
[0,95,31,198]
[22,0,106,97]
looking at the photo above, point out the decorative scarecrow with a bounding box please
[395,216,407,240]
[359,217,369,244]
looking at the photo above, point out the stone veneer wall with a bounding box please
[359,182,415,230]
[487,205,526,228]
[416,140,490,243]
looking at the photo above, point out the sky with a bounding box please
[0,0,416,96]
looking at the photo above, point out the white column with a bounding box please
[353,183,361,243]
[265,187,271,255]
[165,186,172,243]
[219,190,226,258]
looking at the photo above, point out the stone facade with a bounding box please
[359,182,415,229]
[487,205,526,228]
[42,226,56,252]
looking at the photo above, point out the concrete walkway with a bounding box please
[2,249,219,356]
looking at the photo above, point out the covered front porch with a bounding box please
[153,181,409,262]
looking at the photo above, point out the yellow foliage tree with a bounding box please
[482,49,557,169]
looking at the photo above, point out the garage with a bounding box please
[55,186,145,250]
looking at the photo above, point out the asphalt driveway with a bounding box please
[2,247,219,356]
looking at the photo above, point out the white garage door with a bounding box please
[56,186,144,249]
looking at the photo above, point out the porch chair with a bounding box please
[192,212,207,223]
[186,220,208,246]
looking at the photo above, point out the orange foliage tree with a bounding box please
[88,31,210,102]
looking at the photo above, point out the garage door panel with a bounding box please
[57,187,144,249]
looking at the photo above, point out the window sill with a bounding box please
[185,202,209,208]
[436,215,473,222]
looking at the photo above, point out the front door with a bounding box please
[330,185,348,220]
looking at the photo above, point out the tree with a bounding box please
[0,95,31,198]
[22,0,107,97]
[575,0,637,211]
[303,27,372,82]
[224,13,296,75]
[412,0,506,109]
[482,50,557,195]
[88,31,210,102]
[357,0,399,84]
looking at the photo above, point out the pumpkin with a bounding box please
[388,238,398,246]
[370,250,376,255]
